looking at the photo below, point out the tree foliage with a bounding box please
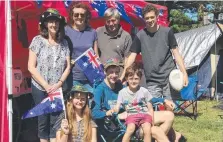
[169,9,198,33]
[148,1,223,33]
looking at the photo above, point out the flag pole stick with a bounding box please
[60,88,67,119]
[59,88,68,137]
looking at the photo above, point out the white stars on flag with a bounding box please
[83,62,88,67]
[51,103,56,109]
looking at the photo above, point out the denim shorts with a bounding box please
[31,84,61,139]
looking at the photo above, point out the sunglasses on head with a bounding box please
[73,13,85,18]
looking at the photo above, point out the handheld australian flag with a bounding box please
[22,88,65,119]
[75,48,105,84]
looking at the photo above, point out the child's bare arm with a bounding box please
[113,102,121,113]
[147,102,154,125]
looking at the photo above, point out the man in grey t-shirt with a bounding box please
[96,8,132,70]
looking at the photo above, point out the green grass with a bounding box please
[173,100,223,142]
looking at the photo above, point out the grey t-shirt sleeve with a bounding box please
[93,29,98,41]
[123,34,132,57]
[130,35,141,54]
[168,28,178,49]
[29,36,40,56]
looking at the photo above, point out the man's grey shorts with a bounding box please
[147,83,181,100]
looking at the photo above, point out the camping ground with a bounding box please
[173,100,223,142]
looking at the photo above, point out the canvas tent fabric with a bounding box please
[175,24,222,69]
[175,23,223,97]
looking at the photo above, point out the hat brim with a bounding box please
[104,63,120,70]
[66,90,93,101]
[66,84,94,100]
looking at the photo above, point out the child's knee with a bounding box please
[142,123,152,134]
[126,124,136,134]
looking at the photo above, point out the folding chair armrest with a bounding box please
[197,89,206,93]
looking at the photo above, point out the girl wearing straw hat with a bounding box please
[56,85,97,142]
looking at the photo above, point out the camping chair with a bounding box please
[95,114,143,142]
[173,74,206,120]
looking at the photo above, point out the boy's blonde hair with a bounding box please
[104,7,120,20]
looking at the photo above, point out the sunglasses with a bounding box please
[73,13,85,18]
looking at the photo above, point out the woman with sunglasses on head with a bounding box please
[66,2,98,87]
[28,8,71,142]
[56,85,97,142]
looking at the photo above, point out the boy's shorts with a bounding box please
[125,113,152,127]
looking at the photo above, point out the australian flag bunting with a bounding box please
[115,2,133,26]
[90,0,108,17]
[75,48,105,84]
[22,88,65,119]
[134,5,143,19]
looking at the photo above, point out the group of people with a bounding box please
[28,2,188,142]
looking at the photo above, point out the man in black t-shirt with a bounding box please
[120,4,188,142]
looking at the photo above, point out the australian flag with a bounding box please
[22,88,65,119]
[75,48,105,84]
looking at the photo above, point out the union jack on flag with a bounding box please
[75,48,105,84]
[22,88,65,119]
